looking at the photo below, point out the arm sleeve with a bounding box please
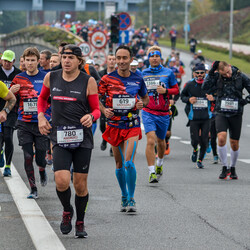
[168,83,179,95]
[242,73,250,94]
[202,73,219,94]
[88,94,101,121]
[37,84,50,114]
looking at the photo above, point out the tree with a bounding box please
[0,11,26,34]
[211,0,250,11]
[190,0,213,20]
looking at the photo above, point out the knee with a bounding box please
[147,137,155,147]
[125,160,134,170]
[74,182,87,196]
[55,175,70,191]
[231,141,239,151]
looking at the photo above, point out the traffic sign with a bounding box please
[77,42,92,56]
[119,30,129,44]
[119,12,131,31]
[90,30,108,49]
[92,50,107,67]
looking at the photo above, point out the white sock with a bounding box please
[157,158,164,167]
[230,148,239,168]
[148,165,155,174]
[217,145,228,167]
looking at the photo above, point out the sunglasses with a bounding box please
[195,71,205,75]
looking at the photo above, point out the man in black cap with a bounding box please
[181,63,212,169]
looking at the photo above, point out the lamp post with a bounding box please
[184,0,188,46]
[149,0,152,35]
[229,0,234,59]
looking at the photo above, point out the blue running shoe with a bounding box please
[127,198,137,213]
[191,149,198,162]
[27,189,38,199]
[120,196,128,212]
[206,141,212,153]
[0,150,5,168]
[3,167,11,177]
[196,160,204,169]
[213,155,219,164]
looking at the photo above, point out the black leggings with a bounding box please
[0,127,14,165]
[22,143,47,188]
[190,119,210,161]
[210,116,217,156]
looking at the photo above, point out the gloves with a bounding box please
[209,61,220,75]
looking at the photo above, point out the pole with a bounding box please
[98,0,101,21]
[185,0,188,46]
[149,0,152,35]
[229,0,234,59]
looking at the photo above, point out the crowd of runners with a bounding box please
[0,33,250,238]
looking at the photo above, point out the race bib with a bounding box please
[220,98,238,112]
[57,125,84,148]
[145,79,160,91]
[113,94,136,115]
[23,98,37,115]
[193,97,208,109]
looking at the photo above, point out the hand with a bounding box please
[156,85,167,95]
[80,114,93,128]
[38,114,52,135]
[10,84,20,94]
[136,100,144,110]
[169,99,175,105]
[209,61,220,74]
[206,94,214,101]
[104,108,114,119]
[0,110,7,123]
[189,97,197,104]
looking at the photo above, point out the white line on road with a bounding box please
[0,164,65,250]
[238,159,250,164]
[171,136,182,140]
[180,140,191,145]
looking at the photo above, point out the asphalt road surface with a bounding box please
[1,47,250,250]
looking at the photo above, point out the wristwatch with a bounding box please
[3,107,10,115]
[90,114,94,121]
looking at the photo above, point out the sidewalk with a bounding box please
[202,40,250,55]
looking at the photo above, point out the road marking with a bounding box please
[180,140,191,145]
[171,136,182,140]
[247,125,250,128]
[238,159,250,164]
[0,164,65,250]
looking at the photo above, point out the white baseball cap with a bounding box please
[130,60,138,66]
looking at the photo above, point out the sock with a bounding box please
[217,145,228,167]
[75,193,89,222]
[115,167,128,198]
[157,158,163,167]
[125,161,136,200]
[56,187,71,212]
[39,167,45,178]
[24,162,36,189]
[148,165,155,174]
[230,148,239,168]
[5,164,10,169]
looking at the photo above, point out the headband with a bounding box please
[148,51,162,59]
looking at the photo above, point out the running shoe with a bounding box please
[0,150,4,168]
[219,166,230,180]
[191,149,198,162]
[149,172,158,183]
[75,221,88,238]
[120,196,128,212]
[27,189,38,199]
[100,140,107,151]
[60,205,74,234]
[155,165,163,180]
[196,160,204,169]
[127,198,137,213]
[46,158,53,165]
[213,155,219,164]
[164,142,170,155]
[39,170,48,187]
[230,167,238,180]
[3,167,11,177]
[206,141,212,153]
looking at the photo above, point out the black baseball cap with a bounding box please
[61,44,82,57]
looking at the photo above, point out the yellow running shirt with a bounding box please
[0,80,9,99]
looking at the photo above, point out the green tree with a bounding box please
[190,0,213,20]
[211,0,250,11]
[0,11,26,34]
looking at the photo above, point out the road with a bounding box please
[1,47,250,250]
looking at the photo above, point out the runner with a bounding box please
[98,45,149,212]
[11,47,50,198]
[0,81,16,170]
[181,63,212,168]
[0,50,21,176]
[39,50,52,73]
[49,53,60,69]
[99,54,116,154]
[38,44,100,238]
[202,61,250,179]
[142,45,179,183]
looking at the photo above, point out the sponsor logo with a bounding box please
[52,87,62,92]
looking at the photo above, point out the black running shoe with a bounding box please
[100,140,107,151]
[230,167,238,180]
[60,205,74,234]
[191,149,198,162]
[219,166,230,179]
[75,221,88,238]
[39,170,47,187]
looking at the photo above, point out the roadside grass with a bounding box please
[159,39,250,75]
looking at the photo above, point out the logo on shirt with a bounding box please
[52,87,62,92]
[127,82,138,86]
[34,80,43,84]
[70,91,81,94]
